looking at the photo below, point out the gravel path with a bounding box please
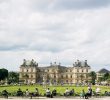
[0,97,110,100]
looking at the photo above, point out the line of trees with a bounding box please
[89,71,96,85]
[8,71,19,84]
[97,72,110,84]
[0,68,110,85]
[89,71,110,85]
[0,68,19,84]
[0,68,8,81]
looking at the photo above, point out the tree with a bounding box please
[97,77,104,84]
[0,68,8,81]
[103,73,110,81]
[8,71,19,84]
[89,71,96,85]
[107,78,110,84]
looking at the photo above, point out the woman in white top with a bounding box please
[96,87,101,93]
[25,89,29,97]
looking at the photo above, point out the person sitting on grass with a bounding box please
[52,88,57,96]
[105,91,110,96]
[2,89,8,98]
[25,89,30,97]
[34,88,39,96]
[64,88,70,96]
[80,89,85,98]
[46,88,53,98]
[70,89,74,96]
[17,88,23,97]
[95,87,101,97]
[85,87,92,99]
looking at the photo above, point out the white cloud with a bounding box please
[0,0,110,71]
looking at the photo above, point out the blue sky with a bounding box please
[0,0,110,71]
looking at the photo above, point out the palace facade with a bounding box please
[19,59,91,84]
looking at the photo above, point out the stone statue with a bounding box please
[73,64,75,67]
[59,62,61,66]
[85,60,87,67]
[75,62,77,67]
[23,59,26,66]
[54,62,56,65]
[36,63,38,67]
[31,59,34,66]
[77,60,81,67]
[50,62,52,66]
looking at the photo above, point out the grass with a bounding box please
[0,84,110,95]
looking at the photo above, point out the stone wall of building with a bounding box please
[19,59,91,84]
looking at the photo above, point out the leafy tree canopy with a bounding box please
[0,68,8,81]
[8,71,19,84]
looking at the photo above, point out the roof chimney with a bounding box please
[59,62,61,66]
[54,62,56,65]
[50,62,52,66]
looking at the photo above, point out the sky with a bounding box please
[0,0,110,71]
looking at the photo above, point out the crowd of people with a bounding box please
[1,86,109,99]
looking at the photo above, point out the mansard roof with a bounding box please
[98,68,110,73]
[39,62,67,69]
[21,59,38,67]
[73,60,90,67]
[20,59,91,69]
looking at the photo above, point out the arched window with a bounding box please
[66,80,68,83]
[82,70,83,72]
[66,75,68,78]
[31,75,33,78]
[31,68,33,72]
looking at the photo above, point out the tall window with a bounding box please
[66,75,68,78]
[31,68,33,72]
[66,80,68,83]
[82,70,83,72]
[54,75,56,78]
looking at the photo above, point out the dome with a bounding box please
[81,61,85,67]
[26,60,31,65]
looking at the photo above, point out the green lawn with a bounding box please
[0,85,110,95]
